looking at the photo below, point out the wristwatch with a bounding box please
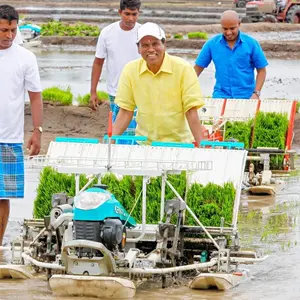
[253,90,261,97]
[34,126,43,133]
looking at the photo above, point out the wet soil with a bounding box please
[24,102,110,154]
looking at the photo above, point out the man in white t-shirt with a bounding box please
[0,5,43,246]
[89,0,141,142]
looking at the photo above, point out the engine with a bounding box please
[74,218,124,256]
[72,185,136,257]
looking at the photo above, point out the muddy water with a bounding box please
[1,172,300,299]
[34,50,300,100]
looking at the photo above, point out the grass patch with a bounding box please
[187,31,208,40]
[41,21,100,37]
[42,86,73,105]
[77,91,109,106]
[173,33,183,40]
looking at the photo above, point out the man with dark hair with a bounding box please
[90,0,141,115]
[113,22,204,146]
[0,5,43,246]
[194,10,268,99]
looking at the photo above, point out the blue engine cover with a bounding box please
[73,187,136,228]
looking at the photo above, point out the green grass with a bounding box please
[77,91,109,106]
[187,31,208,40]
[41,21,100,37]
[173,33,183,40]
[42,86,73,105]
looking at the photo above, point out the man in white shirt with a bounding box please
[89,0,141,142]
[0,5,43,246]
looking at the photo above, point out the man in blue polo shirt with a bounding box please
[194,10,268,99]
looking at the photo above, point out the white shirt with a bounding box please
[95,21,141,96]
[0,43,42,143]
[14,27,23,45]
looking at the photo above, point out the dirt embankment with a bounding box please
[10,0,234,9]
[40,35,300,59]
[162,23,300,34]
[24,103,300,154]
[24,103,109,154]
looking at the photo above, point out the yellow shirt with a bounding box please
[115,53,204,144]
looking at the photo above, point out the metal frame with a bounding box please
[25,143,245,253]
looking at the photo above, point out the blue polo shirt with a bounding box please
[195,32,268,99]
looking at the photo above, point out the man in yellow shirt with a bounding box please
[113,22,204,146]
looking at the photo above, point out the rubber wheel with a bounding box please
[237,0,246,8]
[241,16,252,23]
[262,14,278,23]
[286,5,300,24]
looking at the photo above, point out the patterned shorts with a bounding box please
[109,95,137,145]
[0,143,24,198]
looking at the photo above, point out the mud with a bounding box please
[24,102,109,154]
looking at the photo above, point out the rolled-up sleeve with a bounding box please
[115,66,136,112]
[181,64,204,113]
[195,40,212,68]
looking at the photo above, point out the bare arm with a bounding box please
[112,108,134,136]
[255,67,267,92]
[27,91,43,155]
[251,67,267,99]
[90,57,105,110]
[194,65,205,77]
[185,107,202,147]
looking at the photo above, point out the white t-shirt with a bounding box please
[95,21,141,96]
[14,27,23,45]
[0,43,42,143]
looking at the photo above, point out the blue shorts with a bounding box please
[109,95,137,145]
[0,143,24,198]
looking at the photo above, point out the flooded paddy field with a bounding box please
[1,172,300,300]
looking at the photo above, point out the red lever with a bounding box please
[108,111,113,137]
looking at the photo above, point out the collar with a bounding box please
[219,31,243,44]
[139,52,173,75]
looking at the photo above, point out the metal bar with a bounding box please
[22,253,65,271]
[107,111,113,171]
[232,150,247,229]
[75,174,80,195]
[78,176,97,195]
[165,179,220,250]
[160,172,166,221]
[126,176,148,243]
[118,259,217,275]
